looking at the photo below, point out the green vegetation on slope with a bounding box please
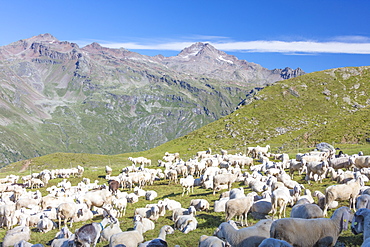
[157,66,370,154]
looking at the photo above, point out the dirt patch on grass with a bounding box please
[19,159,32,173]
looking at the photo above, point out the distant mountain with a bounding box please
[0,34,304,165]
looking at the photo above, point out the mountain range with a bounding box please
[0,33,304,165]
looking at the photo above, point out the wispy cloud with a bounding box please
[74,36,370,55]
[214,40,370,54]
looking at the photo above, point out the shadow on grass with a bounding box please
[196,213,223,229]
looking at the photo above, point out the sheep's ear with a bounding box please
[341,208,352,230]
[355,208,370,218]
[199,235,208,241]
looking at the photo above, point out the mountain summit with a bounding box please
[0,34,304,164]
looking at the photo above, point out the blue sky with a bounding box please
[1,0,370,73]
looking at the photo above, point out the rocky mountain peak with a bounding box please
[177,42,214,58]
[82,42,104,53]
[30,33,59,42]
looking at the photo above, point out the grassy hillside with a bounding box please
[156,66,370,154]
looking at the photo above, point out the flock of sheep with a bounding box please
[0,144,370,247]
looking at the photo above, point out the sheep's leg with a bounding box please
[323,206,328,217]
[278,201,284,219]
[239,215,244,227]
[244,212,249,226]
[282,202,287,218]
[350,197,356,211]
[225,212,234,223]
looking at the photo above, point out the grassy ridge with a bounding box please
[156,66,370,154]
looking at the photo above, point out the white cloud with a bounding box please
[213,41,370,54]
[331,35,370,43]
[75,36,370,55]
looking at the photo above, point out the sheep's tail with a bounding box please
[323,190,335,216]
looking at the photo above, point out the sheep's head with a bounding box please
[164,225,175,235]
[214,223,226,239]
[352,208,369,235]
[182,219,197,234]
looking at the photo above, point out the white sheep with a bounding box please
[72,204,94,223]
[328,156,353,170]
[138,225,174,247]
[288,159,305,179]
[145,190,158,201]
[54,226,73,239]
[180,175,195,196]
[190,198,210,212]
[174,215,198,234]
[134,206,160,221]
[100,217,122,242]
[324,176,364,216]
[297,189,314,204]
[305,160,329,184]
[313,190,338,210]
[134,186,147,197]
[271,187,294,219]
[225,193,254,226]
[350,155,370,169]
[36,215,56,233]
[229,187,245,199]
[290,203,323,219]
[126,192,139,204]
[2,226,31,247]
[13,240,44,247]
[258,238,293,247]
[51,237,75,247]
[56,202,83,229]
[213,173,238,195]
[214,219,273,247]
[356,194,370,210]
[214,197,229,213]
[251,192,272,219]
[109,221,144,247]
[112,196,127,218]
[198,235,229,247]
[162,198,181,211]
[133,215,155,233]
[270,206,352,247]
[351,208,370,246]
[172,206,196,222]
[106,166,113,176]
[78,189,112,210]
[0,202,16,229]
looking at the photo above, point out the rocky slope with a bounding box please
[0,34,304,165]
